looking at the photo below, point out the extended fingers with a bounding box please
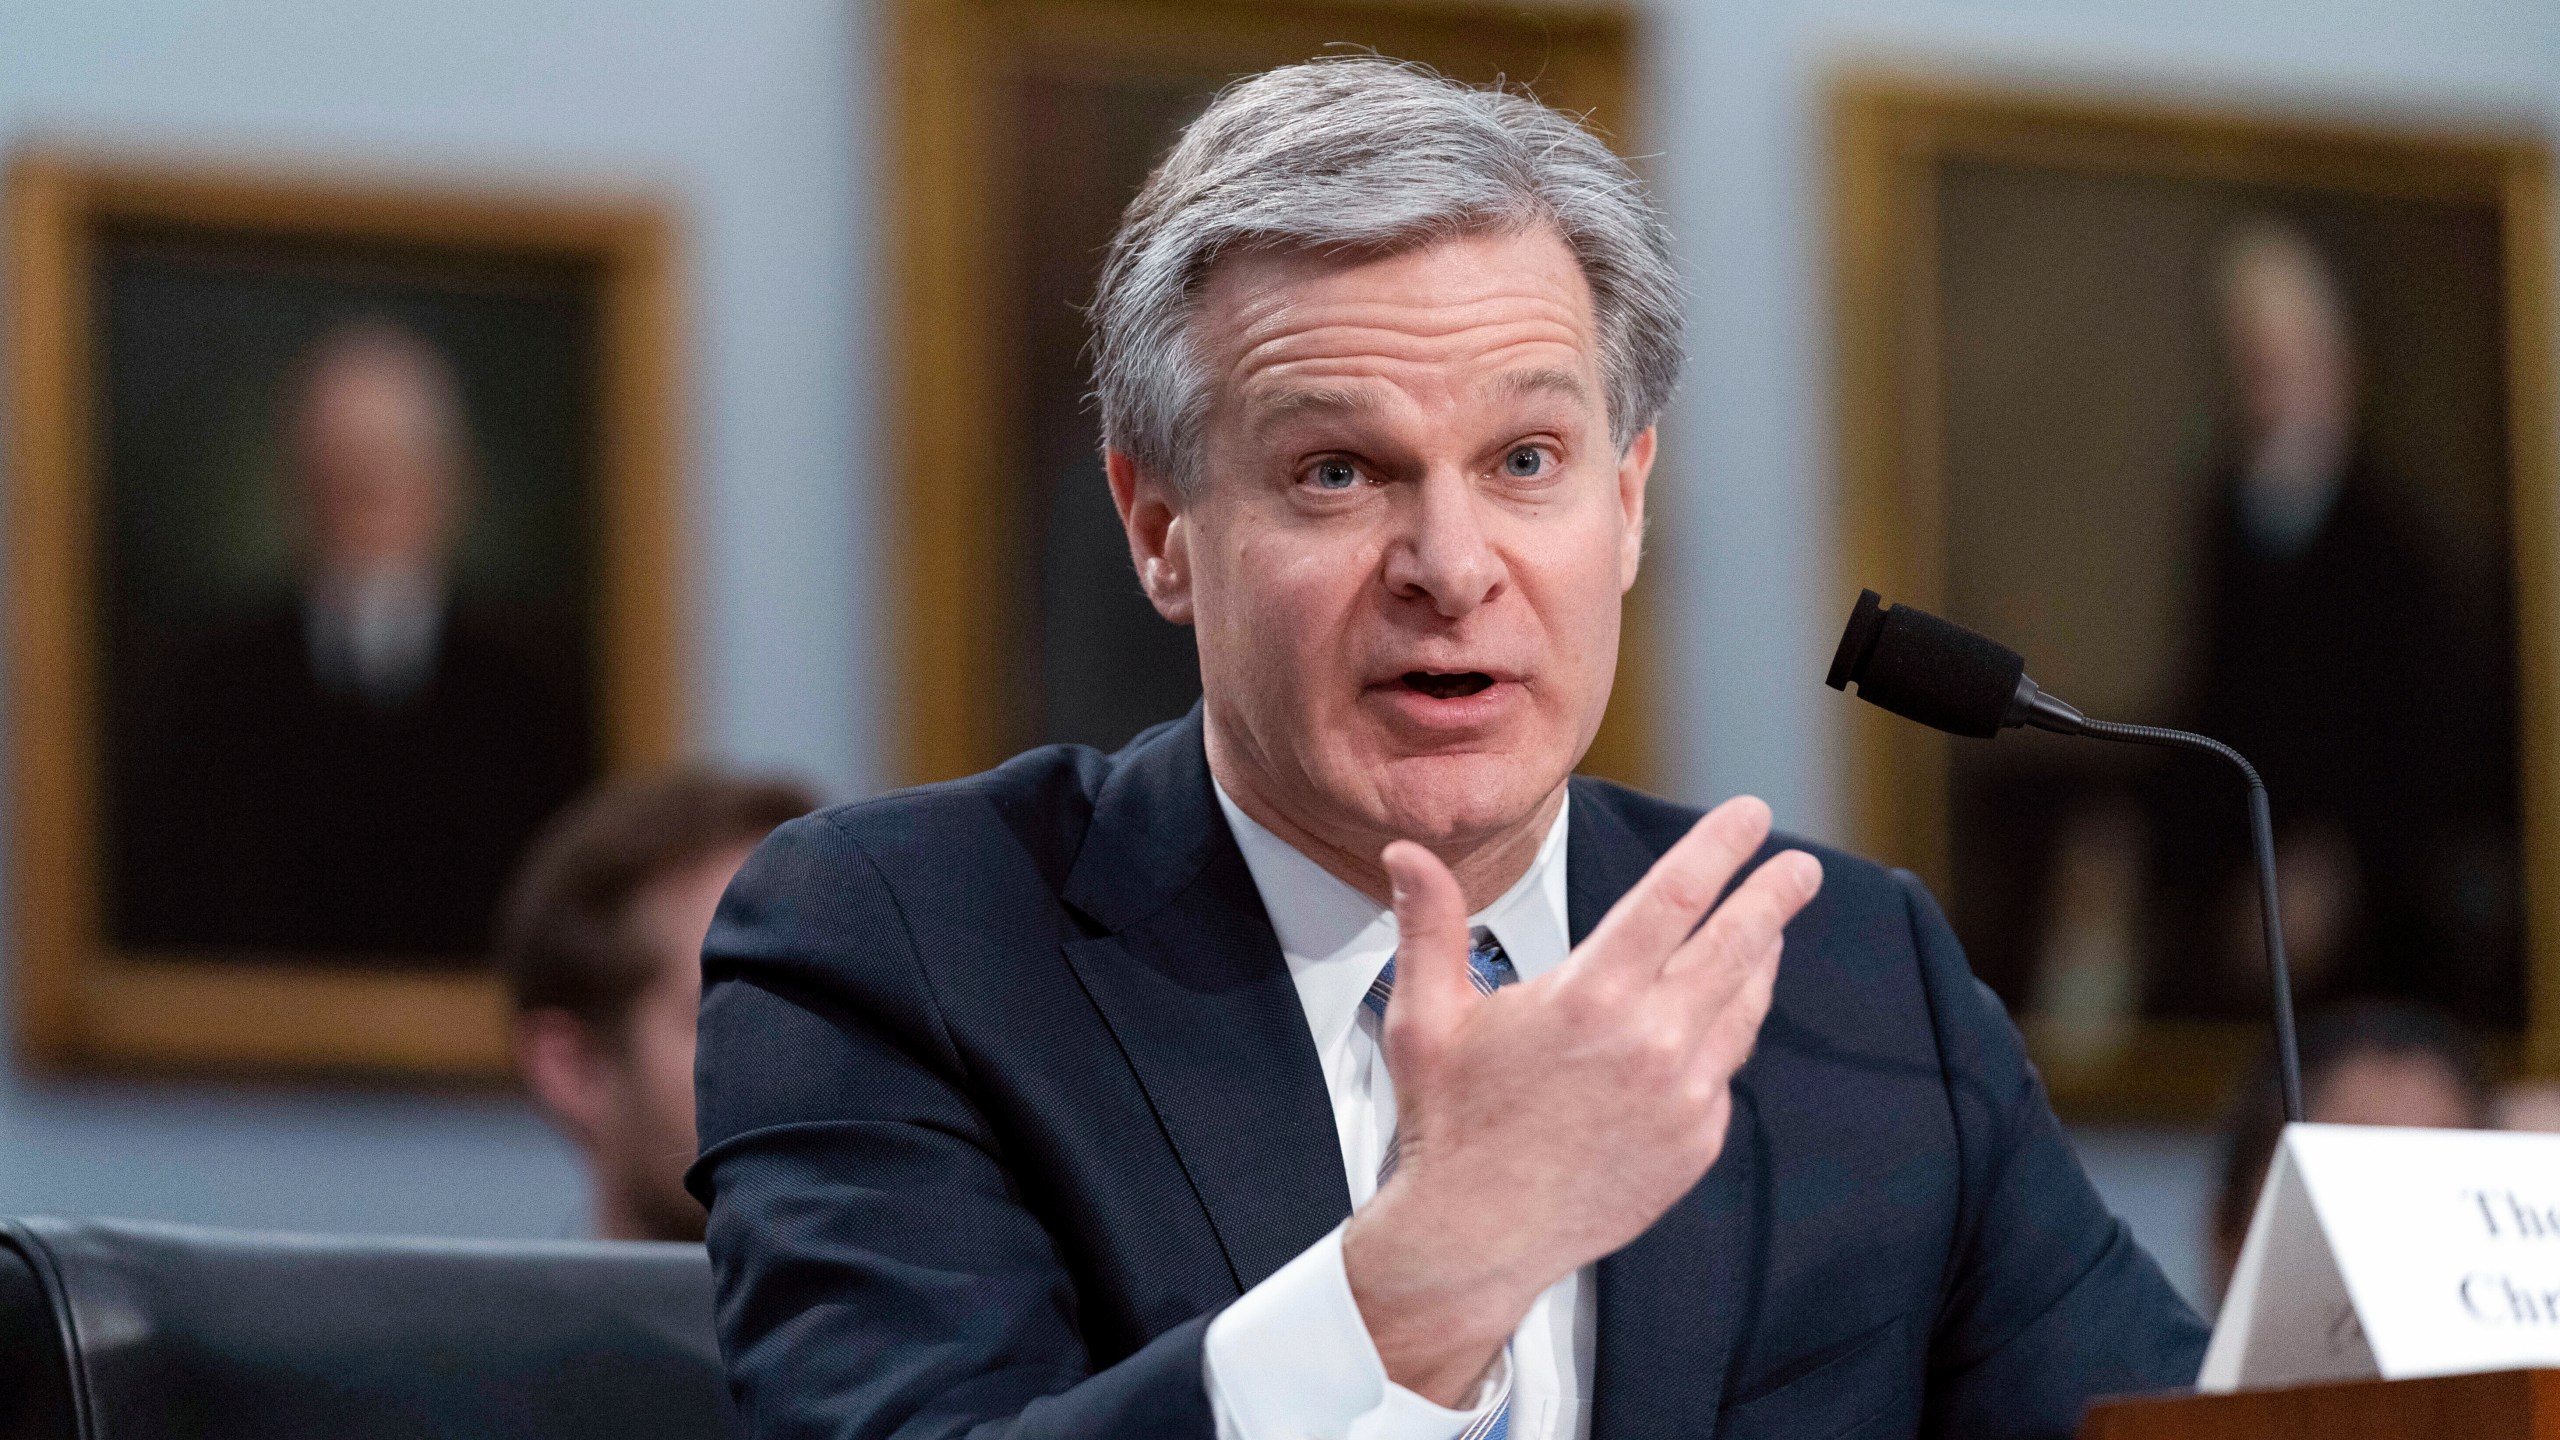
[1663,859,1809,1097]
[1664,849,1822,987]
[1699,930,1784,1084]
[1576,796,1776,983]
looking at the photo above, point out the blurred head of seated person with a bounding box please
[690,57,2208,1440]
[500,770,816,1242]
[2494,1079,2560,1132]
[2211,998,2488,1296]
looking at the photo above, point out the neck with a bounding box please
[1204,718,1564,913]
[587,1172,706,1245]
[308,558,442,606]
[590,1188,651,1243]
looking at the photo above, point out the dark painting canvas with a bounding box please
[1931,170,2521,1056]
[97,227,601,964]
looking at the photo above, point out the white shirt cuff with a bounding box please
[1203,1223,1509,1440]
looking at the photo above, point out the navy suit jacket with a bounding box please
[689,709,2207,1440]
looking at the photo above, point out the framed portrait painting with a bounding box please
[5,153,683,1078]
[889,0,1655,788]
[1832,80,2557,1117]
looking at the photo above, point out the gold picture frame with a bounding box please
[5,152,685,1079]
[889,0,1655,788]
[1832,77,2558,1119]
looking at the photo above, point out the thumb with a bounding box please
[1381,840,1478,1053]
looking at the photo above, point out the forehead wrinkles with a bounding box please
[1191,232,1605,439]
[1214,311,1597,432]
[1235,300,1586,370]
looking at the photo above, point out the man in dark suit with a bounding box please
[690,59,2207,1440]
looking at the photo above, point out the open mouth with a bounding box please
[1401,671,1496,700]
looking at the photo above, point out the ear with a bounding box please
[1106,448,1195,625]
[514,1009,616,1150]
[1614,426,1656,593]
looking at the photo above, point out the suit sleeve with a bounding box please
[687,814,1216,1440]
[1898,870,2211,1439]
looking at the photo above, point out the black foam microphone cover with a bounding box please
[1825,589,2025,739]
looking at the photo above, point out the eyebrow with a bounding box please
[1245,386,1371,437]
[1490,366,1592,407]
[1239,366,1593,439]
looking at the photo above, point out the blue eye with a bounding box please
[1504,446,1546,477]
[1310,459,1359,490]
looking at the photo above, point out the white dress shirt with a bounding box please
[1202,782,1593,1440]
[304,566,446,706]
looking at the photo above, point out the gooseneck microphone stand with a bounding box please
[1829,588,2306,1125]
[2023,711,2304,1125]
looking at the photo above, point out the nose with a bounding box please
[1381,467,1505,619]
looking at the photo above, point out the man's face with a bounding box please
[1123,226,1650,858]
[289,342,466,582]
[2311,1051,2478,1130]
[2221,238,2354,455]
[598,843,757,1243]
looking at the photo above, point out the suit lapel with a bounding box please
[1060,711,1352,1295]
[1057,743,1766,1410]
[1573,781,1760,1439]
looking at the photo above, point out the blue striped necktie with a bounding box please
[1361,926,1519,1440]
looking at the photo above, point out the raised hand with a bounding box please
[1341,796,1823,1404]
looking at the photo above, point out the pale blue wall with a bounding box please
[0,0,2551,1293]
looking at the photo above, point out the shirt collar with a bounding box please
[1211,780,1573,1060]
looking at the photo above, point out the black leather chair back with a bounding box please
[0,1217,734,1440]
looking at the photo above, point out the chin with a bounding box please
[1359,745,1563,846]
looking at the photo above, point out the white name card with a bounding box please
[2201,1123,2560,1392]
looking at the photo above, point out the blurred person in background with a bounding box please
[499,770,815,1242]
[2209,998,2489,1298]
[2494,1079,2560,1132]
[126,319,589,956]
[2154,219,2514,1026]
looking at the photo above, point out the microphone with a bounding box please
[1826,588,2306,1124]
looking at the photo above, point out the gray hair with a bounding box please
[1090,57,1685,488]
